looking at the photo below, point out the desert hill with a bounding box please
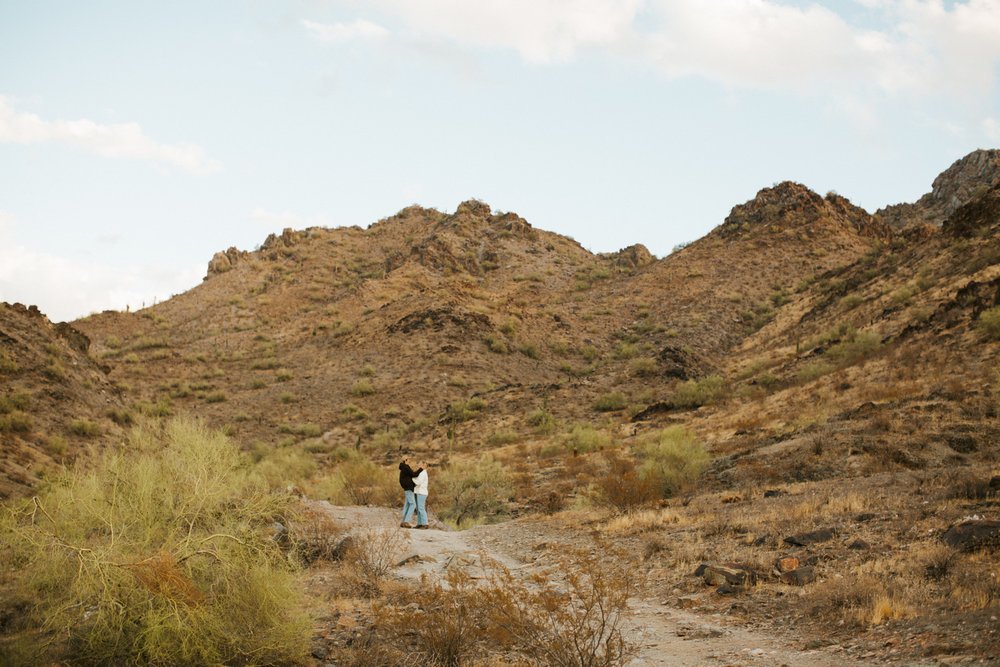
[69,180,899,467]
[0,303,127,498]
[3,149,1000,663]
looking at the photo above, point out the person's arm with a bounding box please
[412,467,423,477]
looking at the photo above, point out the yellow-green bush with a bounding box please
[638,426,710,498]
[437,456,513,528]
[672,375,726,408]
[564,423,610,453]
[1,417,310,665]
[980,306,1000,340]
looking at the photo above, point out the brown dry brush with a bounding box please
[337,548,639,667]
[483,551,640,667]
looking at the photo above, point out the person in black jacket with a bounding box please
[398,457,422,528]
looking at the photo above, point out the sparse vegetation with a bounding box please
[672,374,725,408]
[68,418,101,437]
[565,423,610,453]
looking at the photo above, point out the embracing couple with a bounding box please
[398,457,429,529]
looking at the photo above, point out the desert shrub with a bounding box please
[329,457,397,506]
[527,407,558,434]
[598,452,659,510]
[350,379,376,396]
[797,360,835,382]
[486,429,520,446]
[979,306,1000,340]
[0,410,32,433]
[638,426,709,498]
[276,369,293,382]
[43,357,67,380]
[1,418,310,665]
[0,390,31,413]
[840,294,864,310]
[251,357,280,370]
[278,422,321,438]
[672,374,725,408]
[255,445,318,489]
[68,419,101,437]
[0,349,17,373]
[204,391,227,403]
[135,398,172,417]
[614,343,638,359]
[826,330,881,365]
[437,456,514,528]
[484,549,638,666]
[285,503,339,565]
[565,423,610,453]
[483,334,509,354]
[594,391,627,412]
[517,342,540,359]
[348,528,408,597]
[106,408,134,425]
[581,344,600,362]
[444,397,487,423]
[629,357,658,377]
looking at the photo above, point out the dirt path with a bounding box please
[315,503,919,666]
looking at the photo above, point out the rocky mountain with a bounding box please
[2,150,997,499]
[876,148,1000,229]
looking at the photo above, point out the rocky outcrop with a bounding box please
[878,149,1000,229]
[206,247,248,278]
[719,182,882,239]
[606,244,655,271]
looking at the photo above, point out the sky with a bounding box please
[1,0,999,322]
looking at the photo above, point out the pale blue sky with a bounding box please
[2,0,999,321]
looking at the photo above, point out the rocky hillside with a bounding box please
[876,148,1000,229]
[0,303,127,498]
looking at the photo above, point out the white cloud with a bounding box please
[327,1,1000,125]
[0,98,222,175]
[0,213,202,322]
[302,18,389,43]
[351,0,644,63]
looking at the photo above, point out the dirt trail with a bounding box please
[316,503,909,666]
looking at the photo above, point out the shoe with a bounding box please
[400,522,413,528]
[415,524,429,530]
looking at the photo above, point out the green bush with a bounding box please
[0,410,32,433]
[527,408,558,435]
[351,379,376,396]
[979,306,1000,340]
[565,424,610,453]
[672,374,725,408]
[638,426,710,498]
[256,444,318,490]
[1,418,310,665]
[825,330,881,365]
[0,390,30,413]
[594,392,628,412]
[445,397,487,423]
[629,357,658,377]
[0,349,17,373]
[437,456,513,528]
[69,419,101,437]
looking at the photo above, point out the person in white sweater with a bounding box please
[413,461,430,529]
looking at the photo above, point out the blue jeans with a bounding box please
[416,493,428,526]
[401,490,416,523]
